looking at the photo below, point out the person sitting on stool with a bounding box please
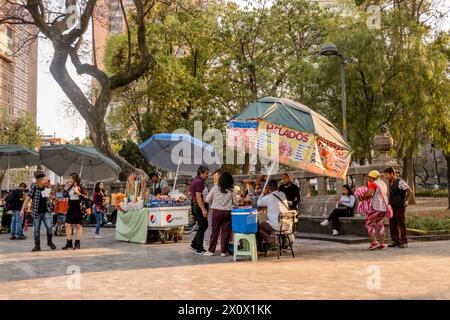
[320,184,356,236]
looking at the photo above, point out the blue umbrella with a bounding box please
[139,133,221,189]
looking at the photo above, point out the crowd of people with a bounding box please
[1,165,412,254]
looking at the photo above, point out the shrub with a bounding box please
[406,215,450,231]
[415,189,448,198]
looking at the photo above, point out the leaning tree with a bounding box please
[0,0,165,177]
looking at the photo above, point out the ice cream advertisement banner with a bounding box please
[257,120,316,168]
[316,137,351,178]
[227,120,351,179]
[227,120,258,152]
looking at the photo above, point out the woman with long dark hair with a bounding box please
[92,182,107,239]
[204,172,238,256]
[320,184,356,236]
[62,173,88,250]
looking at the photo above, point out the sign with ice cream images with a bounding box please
[257,120,351,178]
[228,97,352,179]
[227,119,351,179]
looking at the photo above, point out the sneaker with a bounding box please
[16,235,27,240]
[378,244,387,250]
[368,242,380,250]
[106,222,113,226]
[220,253,229,257]
[203,251,214,256]
[398,243,408,249]
[189,246,197,252]
[195,250,205,255]
[95,235,103,239]
[320,220,329,227]
[332,229,339,236]
[388,242,400,248]
[31,245,41,252]
[9,236,16,240]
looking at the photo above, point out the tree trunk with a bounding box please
[0,169,5,191]
[445,153,450,209]
[85,111,147,180]
[403,155,416,205]
[433,148,441,185]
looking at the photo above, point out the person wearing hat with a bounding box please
[383,167,412,248]
[359,170,389,250]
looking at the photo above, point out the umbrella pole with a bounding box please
[261,160,277,195]
[79,156,84,177]
[7,154,10,192]
[173,155,182,192]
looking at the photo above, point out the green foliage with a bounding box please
[415,189,449,198]
[118,140,151,175]
[103,0,449,175]
[407,215,450,232]
[0,112,41,148]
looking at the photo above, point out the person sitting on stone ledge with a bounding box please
[320,184,356,236]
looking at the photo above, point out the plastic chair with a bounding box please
[233,233,258,262]
[270,210,297,259]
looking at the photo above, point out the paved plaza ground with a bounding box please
[0,227,449,300]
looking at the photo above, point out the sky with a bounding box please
[37,36,89,141]
[36,1,450,142]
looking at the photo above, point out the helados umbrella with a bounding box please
[39,144,121,182]
[0,144,39,191]
[139,133,221,190]
[228,97,352,180]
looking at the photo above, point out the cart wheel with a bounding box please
[159,232,166,244]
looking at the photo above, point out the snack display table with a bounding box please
[116,208,149,244]
[116,206,190,244]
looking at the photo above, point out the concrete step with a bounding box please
[295,232,370,244]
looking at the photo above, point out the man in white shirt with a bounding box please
[256,179,289,247]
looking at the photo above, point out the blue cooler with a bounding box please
[231,207,258,234]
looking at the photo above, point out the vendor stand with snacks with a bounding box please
[115,133,222,245]
[115,176,191,244]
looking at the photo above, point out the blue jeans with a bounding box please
[33,212,53,245]
[10,210,24,238]
[93,206,104,235]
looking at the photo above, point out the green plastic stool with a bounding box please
[233,233,258,262]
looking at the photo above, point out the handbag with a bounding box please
[376,184,393,219]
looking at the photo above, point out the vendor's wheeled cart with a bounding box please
[147,206,190,244]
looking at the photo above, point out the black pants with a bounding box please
[191,203,209,251]
[390,206,407,244]
[327,208,352,231]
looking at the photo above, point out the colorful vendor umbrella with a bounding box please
[39,144,121,182]
[0,144,39,191]
[231,97,350,148]
[139,133,221,189]
[228,97,352,179]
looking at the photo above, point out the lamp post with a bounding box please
[320,43,354,141]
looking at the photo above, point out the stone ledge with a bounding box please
[297,215,390,238]
[295,232,369,244]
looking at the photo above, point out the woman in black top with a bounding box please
[62,173,88,250]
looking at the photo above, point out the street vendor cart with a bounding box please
[115,133,221,244]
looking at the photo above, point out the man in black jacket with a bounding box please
[383,167,412,248]
[6,183,27,240]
